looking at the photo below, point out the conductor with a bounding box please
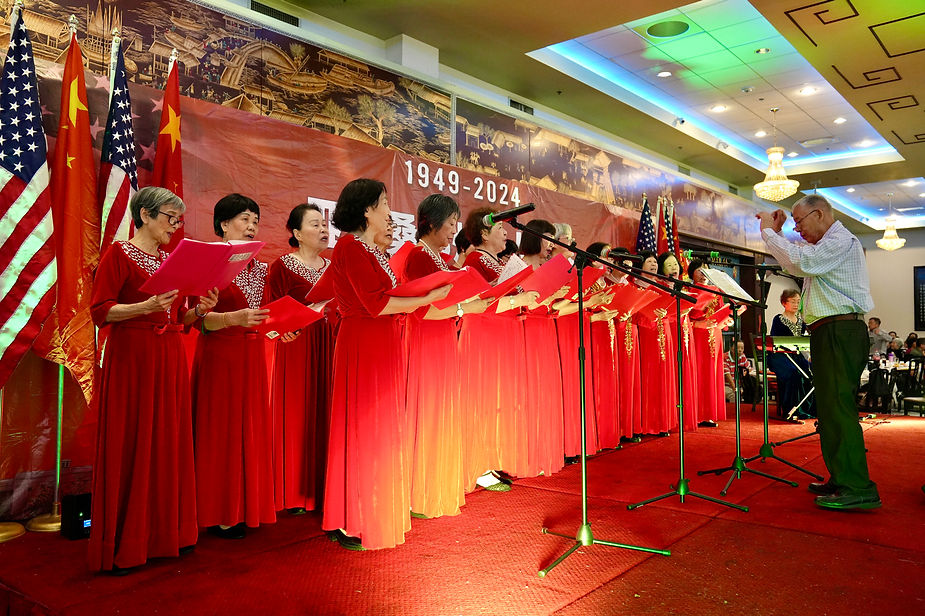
[757,195,880,511]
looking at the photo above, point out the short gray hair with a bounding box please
[131,186,185,228]
[793,194,831,213]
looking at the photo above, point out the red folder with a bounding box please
[387,268,461,297]
[256,295,324,338]
[305,267,335,303]
[604,283,660,315]
[388,241,415,280]
[432,268,492,310]
[562,267,607,300]
[480,266,534,304]
[639,288,677,319]
[140,238,265,296]
[520,254,573,302]
[709,304,732,324]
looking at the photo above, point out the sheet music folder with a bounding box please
[139,238,265,297]
[700,269,755,303]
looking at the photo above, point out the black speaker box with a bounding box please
[61,493,92,540]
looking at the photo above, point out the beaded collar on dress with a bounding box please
[281,253,328,285]
[233,260,268,309]
[779,312,804,336]
[353,235,397,287]
[477,249,503,275]
[419,241,451,272]
[119,241,166,276]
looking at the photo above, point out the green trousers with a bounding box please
[809,318,876,493]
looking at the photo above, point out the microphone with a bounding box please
[482,203,536,226]
[682,249,721,260]
[602,250,643,261]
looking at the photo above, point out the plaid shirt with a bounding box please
[762,221,873,324]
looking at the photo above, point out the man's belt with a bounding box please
[806,312,863,334]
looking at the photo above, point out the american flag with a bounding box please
[98,38,137,251]
[634,195,657,253]
[0,8,56,388]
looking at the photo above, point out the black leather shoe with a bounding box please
[564,455,580,465]
[631,434,643,443]
[208,524,246,539]
[815,492,881,511]
[807,481,838,496]
[657,431,670,438]
[328,529,366,551]
[179,544,196,555]
[698,420,718,428]
[286,507,308,516]
[109,565,134,576]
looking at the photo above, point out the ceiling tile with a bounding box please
[682,0,762,31]
[765,67,823,89]
[681,50,745,75]
[611,47,675,72]
[578,28,648,58]
[696,63,762,88]
[656,32,726,59]
[705,18,782,48]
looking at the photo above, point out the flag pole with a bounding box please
[109,28,120,96]
[0,386,27,542]
[26,13,81,534]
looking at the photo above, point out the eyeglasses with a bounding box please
[792,209,819,228]
[156,210,185,227]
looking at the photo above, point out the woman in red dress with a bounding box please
[89,187,217,574]
[322,179,450,550]
[586,242,623,450]
[192,194,275,539]
[519,219,565,476]
[635,252,675,436]
[403,194,487,518]
[266,203,333,514]
[461,208,539,488]
[688,260,727,427]
[658,251,697,431]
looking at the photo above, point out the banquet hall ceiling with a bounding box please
[283,0,925,231]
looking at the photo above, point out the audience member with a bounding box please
[867,317,891,355]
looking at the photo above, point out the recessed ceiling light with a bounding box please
[833,117,847,124]
[798,86,817,96]
[755,48,771,54]
[787,151,799,158]
[919,192,925,198]
[646,21,690,38]
[709,104,727,113]
[740,86,754,93]
[656,71,672,78]
[855,139,876,148]
[754,130,767,138]
[902,180,918,187]
[846,187,856,193]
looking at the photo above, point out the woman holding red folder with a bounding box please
[519,219,565,477]
[586,242,623,451]
[460,208,536,490]
[322,179,450,551]
[403,194,487,519]
[635,252,675,436]
[658,251,698,432]
[688,259,728,427]
[266,203,333,515]
[192,194,275,539]
[89,187,218,574]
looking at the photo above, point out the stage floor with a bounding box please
[2,411,924,615]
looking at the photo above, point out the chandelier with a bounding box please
[876,193,905,251]
[753,108,800,202]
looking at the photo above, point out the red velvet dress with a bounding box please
[88,242,197,571]
[265,254,334,512]
[322,234,410,549]
[679,313,699,431]
[192,261,276,529]
[616,316,642,438]
[590,314,621,449]
[557,310,599,456]
[402,245,465,517]
[636,305,676,434]
[523,304,565,476]
[458,250,504,487]
[691,292,726,423]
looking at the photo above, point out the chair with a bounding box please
[864,368,896,414]
[900,357,925,415]
[749,334,778,413]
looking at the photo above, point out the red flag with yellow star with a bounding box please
[35,33,100,403]
[151,58,183,249]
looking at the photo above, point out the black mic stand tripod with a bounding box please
[507,219,670,578]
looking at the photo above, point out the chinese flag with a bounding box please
[656,197,670,255]
[36,34,100,403]
[151,59,184,250]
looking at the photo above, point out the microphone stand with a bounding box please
[507,218,670,578]
[624,268,747,513]
[741,264,823,481]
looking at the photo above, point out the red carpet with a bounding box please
[1,413,924,615]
